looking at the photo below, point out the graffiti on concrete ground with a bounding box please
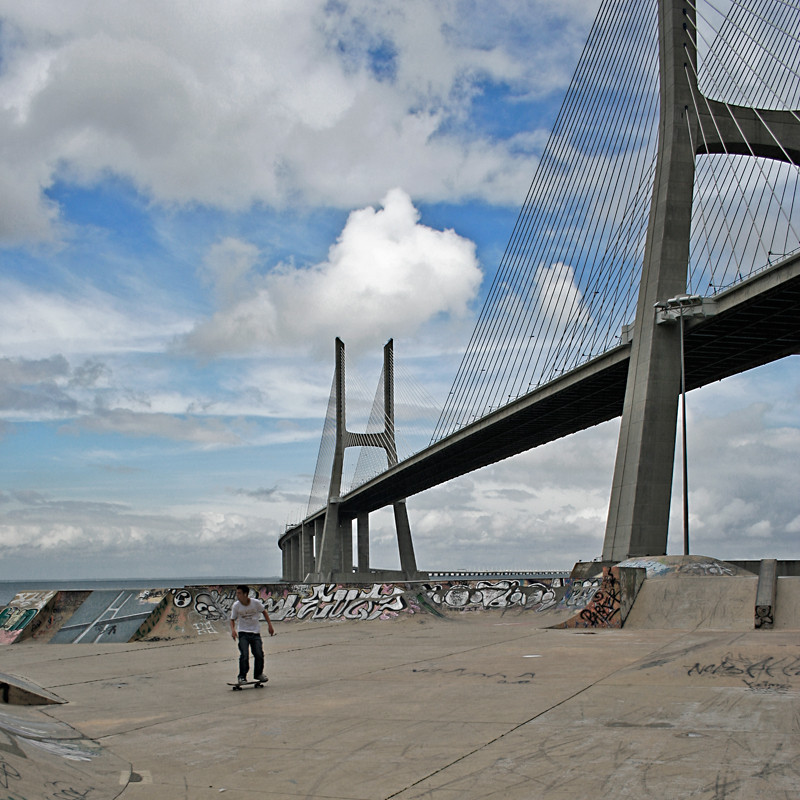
[261,583,414,621]
[422,579,564,613]
[0,591,57,645]
[412,666,538,684]
[686,652,800,693]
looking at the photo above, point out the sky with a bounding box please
[1,0,798,581]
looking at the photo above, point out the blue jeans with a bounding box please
[237,631,264,678]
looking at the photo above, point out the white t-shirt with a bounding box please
[231,598,265,634]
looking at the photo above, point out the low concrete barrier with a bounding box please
[2,558,780,643]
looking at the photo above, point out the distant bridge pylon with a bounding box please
[286,338,426,583]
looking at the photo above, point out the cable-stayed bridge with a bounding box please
[280,0,800,582]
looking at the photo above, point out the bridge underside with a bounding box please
[335,257,800,517]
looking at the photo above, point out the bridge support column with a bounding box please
[357,513,370,572]
[301,522,315,578]
[603,0,696,561]
[313,500,342,581]
[393,500,420,578]
[339,517,353,575]
[286,536,297,580]
[281,541,289,581]
[314,518,323,573]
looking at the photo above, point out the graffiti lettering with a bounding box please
[742,679,790,694]
[687,653,800,684]
[0,758,21,789]
[622,559,671,576]
[292,584,407,620]
[422,580,561,612]
[46,782,93,800]
[411,667,537,684]
[677,562,734,576]
[193,621,217,635]
[0,592,57,645]
[564,579,601,608]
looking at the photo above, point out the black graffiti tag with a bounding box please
[687,653,800,682]
[412,667,537,684]
[47,783,93,800]
[0,758,21,790]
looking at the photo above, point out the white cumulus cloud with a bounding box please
[0,0,598,243]
[183,188,482,356]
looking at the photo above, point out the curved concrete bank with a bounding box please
[0,701,129,799]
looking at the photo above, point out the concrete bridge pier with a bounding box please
[602,0,800,562]
[357,513,370,572]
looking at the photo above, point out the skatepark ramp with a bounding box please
[0,672,65,705]
[0,704,129,799]
[620,556,758,630]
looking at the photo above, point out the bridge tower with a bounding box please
[603,0,800,560]
[301,337,425,583]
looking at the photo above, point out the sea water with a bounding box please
[0,577,280,607]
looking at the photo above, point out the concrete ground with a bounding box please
[3,606,800,799]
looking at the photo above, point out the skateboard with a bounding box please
[227,678,268,691]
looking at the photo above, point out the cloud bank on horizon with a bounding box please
[0,0,798,580]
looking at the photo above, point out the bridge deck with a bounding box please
[323,255,800,519]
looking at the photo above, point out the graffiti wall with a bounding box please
[0,591,57,645]
[259,583,416,621]
[133,587,232,640]
[419,579,567,614]
[134,579,615,639]
[0,570,651,643]
[136,583,420,639]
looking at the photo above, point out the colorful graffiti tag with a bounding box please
[0,591,56,645]
[554,567,622,629]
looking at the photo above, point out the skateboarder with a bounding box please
[230,585,275,684]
